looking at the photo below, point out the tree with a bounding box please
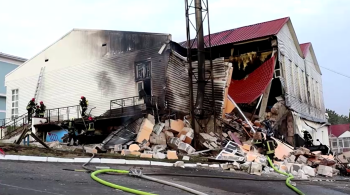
[326,108,350,125]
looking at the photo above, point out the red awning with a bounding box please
[228,56,275,103]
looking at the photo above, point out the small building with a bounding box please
[4,29,171,120]
[329,124,350,153]
[0,52,26,122]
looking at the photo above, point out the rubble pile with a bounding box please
[93,115,196,161]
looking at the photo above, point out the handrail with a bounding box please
[109,96,159,117]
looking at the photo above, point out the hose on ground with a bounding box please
[129,169,208,195]
[266,156,305,195]
[91,169,156,195]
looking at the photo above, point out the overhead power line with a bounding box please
[319,65,350,79]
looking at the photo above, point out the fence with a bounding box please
[45,105,81,123]
[1,113,28,139]
[109,96,159,116]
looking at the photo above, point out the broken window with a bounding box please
[135,61,151,81]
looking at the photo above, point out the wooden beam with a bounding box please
[258,81,272,120]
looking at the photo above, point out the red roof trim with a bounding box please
[299,42,311,57]
[181,17,290,48]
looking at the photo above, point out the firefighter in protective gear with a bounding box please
[264,132,278,161]
[67,118,78,146]
[79,96,88,117]
[39,101,46,118]
[26,98,36,122]
[34,105,40,117]
[86,116,95,136]
[252,128,265,154]
[303,130,314,148]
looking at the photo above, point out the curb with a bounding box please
[0,155,215,169]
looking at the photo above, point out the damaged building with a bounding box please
[168,17,328,147]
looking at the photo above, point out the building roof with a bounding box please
[0,52,27,62]
[299,42,311,57]
[180,17,289,48]
[329,124,350,137]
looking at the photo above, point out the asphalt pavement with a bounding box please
[0,160,349,195]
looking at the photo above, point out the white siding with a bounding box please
[277,23,325,122]
[5,30,170,119]
[5,47,167,119]
[339,131,350,138]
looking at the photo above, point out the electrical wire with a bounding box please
[319,65,350,79]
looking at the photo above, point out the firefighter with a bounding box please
[264,132,278,161]
[79,96,88,117]
[252,128,265,153]
[86,116,95,136]
[26,98,36,122]
[34,105,40,117]
[303,130,314,148]
[67,118,78,146]
[39,101,46,118]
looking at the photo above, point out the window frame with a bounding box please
[135,60,151,81]
[11,89,19,120]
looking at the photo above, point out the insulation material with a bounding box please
[228,56,275,103]
[166,53,232,116]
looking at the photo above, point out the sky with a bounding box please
[0,0,349,116]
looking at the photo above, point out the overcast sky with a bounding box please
[0,0,349,116]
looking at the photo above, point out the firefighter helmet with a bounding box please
[40,101,43,104]
[31,98,35,101]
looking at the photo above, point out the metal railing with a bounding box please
[1,113,28,139]
[109,96,159,116]
[45,105,81,123]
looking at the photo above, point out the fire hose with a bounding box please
[266,156,305,195]
[82,154,309,195]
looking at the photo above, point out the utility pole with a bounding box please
[194,0,205,117]
[184,0,216,149]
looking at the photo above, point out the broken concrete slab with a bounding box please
[153,152,166,159]
[246,152,258,162]
[221,153,245,162]
[129,144,140,152]
[199,133,217,143]
[242,144,251,151]
[165,119,185,133]
[232,161,240,170]
[121,149,131,156]
[167,150,178,160]
[182,156,190,161]
[136,118,154,143]
[164,130,174,140]
[317,165,333,177]
[149,132,167,145]
[114,144,122,152]
[174,161,185,168]
[85,147,98,154]
[152,145,167,153]
[152,122,165,135]
[249,162,262,176]
[296,155,308,164]
[287,155,296,163]
[302,165,316,177]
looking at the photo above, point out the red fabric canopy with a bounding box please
[228,56,275,103]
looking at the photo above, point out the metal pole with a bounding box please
[185,0,196,147]
[206,0,217,140]
[58,108,60,122]
[194,0,205,116]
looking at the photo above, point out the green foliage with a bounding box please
[326,108,350,125]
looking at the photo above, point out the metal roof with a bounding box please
[180,17,289,48]
[329,124,350,137]
[299,42,311,57]
[0,52,27,62]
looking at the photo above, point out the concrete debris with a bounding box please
[136,118,154,143]
[152,145,167,153]
[153,152,166,159]
[129,144,140,152]
[249,162,262,176]
[174,161,185,168]
[302,165,316,177]
[286,155,296,163]
[149,132,167,145]
[85,147,98,154]
[298,170,309,179]
[182,156,190,161]
[152,123,165,135]
[114,144,122,152]
[232,161,241,170]
[121,149,131,156]
[296,155,308,164]
[167,150,178,160]
[317,165,333,177]
[165,119,185,133]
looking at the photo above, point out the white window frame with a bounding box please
[11,89,19,120]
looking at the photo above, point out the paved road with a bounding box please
[0,160,349,195]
